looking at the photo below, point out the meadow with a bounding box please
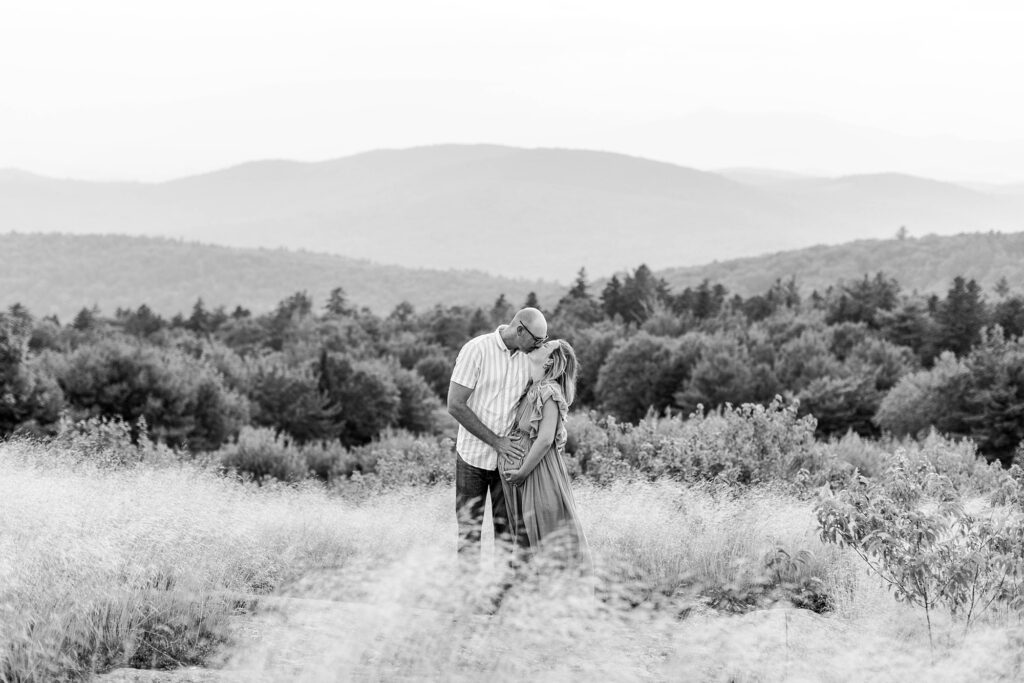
[3,412,1024,682]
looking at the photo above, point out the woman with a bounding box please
[500,339,590,570]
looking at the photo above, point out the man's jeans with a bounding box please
[455,454,513,565]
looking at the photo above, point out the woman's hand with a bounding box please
[504,468,528,487]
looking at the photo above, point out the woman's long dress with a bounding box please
[499,380,590,569]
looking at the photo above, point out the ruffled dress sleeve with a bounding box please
[524,380,569,455]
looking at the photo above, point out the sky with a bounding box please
[2,0,1024,182]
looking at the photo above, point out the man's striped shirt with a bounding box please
[450,326,531,470]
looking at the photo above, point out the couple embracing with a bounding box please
[447,307,590,577]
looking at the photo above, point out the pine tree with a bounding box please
[186,298,210,334]
[935,276,987,356]
[568,268,591,299]
[325,287,352,316]
[72,306,99,332]
[601,276,624,320]
[491,294,513,325]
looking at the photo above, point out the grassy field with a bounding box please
[2,440,1023,682]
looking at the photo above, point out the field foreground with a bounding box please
[2,442,1023,682]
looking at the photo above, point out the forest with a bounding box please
[3,264,1024,466]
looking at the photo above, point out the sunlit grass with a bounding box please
[2,440,1023,682]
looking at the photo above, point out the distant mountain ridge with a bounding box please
[2,144,1022,282]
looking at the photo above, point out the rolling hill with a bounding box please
[2,145,1022,283]
[0,233,565,320]
[4,231,1024,323]
[657,231,1024,297]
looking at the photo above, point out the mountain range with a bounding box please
[2,145,1023,283]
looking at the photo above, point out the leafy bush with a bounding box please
[574,397,835,487]
[817,453,1024,647]
[217,426,310,484]
[819,430,892,479]
[356,430,455,488]
[897,430,1008,496]
[214,426,455,488]
[49,415,179,468]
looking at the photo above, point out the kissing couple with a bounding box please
[447,307,590,579]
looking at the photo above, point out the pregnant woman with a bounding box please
[500,339,590,572]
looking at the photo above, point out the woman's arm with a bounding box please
[506,398,558,485]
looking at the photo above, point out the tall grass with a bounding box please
[3,440,1023,682]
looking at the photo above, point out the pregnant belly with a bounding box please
[499,429,534,477]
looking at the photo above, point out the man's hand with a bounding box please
[494,435,524,460]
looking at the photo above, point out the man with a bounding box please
[447,307,548,567]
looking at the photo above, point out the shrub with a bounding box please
[357,430,455,488]
[817,455,1024,647]
[897,430,1008,496]
[573,397,834,488]
[49,415,179,468]
[217,426,309,484]
[819,431,891,479]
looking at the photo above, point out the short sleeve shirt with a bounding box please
[450,326,531,470]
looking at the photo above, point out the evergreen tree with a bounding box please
[468,308,490,336]
[993,296,1024,339]
[553,267,604,325]
[490,294,513,325]
[524,291,540,309]
[186,298,210,334]
[825,273,900,329]
[601,276,624,320]
[616,264,667,326]
[568,268,591,299]
[325,287,352,316]
[935,276,986,356]
[388,301,415,325]
[123,304,165,337]
[72,306,99,332]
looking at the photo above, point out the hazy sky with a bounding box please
[3,0,1024,181]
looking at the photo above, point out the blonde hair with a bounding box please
[543,339,578,406]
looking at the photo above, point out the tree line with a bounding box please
[3,266,1024,464]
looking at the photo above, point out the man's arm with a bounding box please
[447,381,523,458]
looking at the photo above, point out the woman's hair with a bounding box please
[543,339,578,406]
